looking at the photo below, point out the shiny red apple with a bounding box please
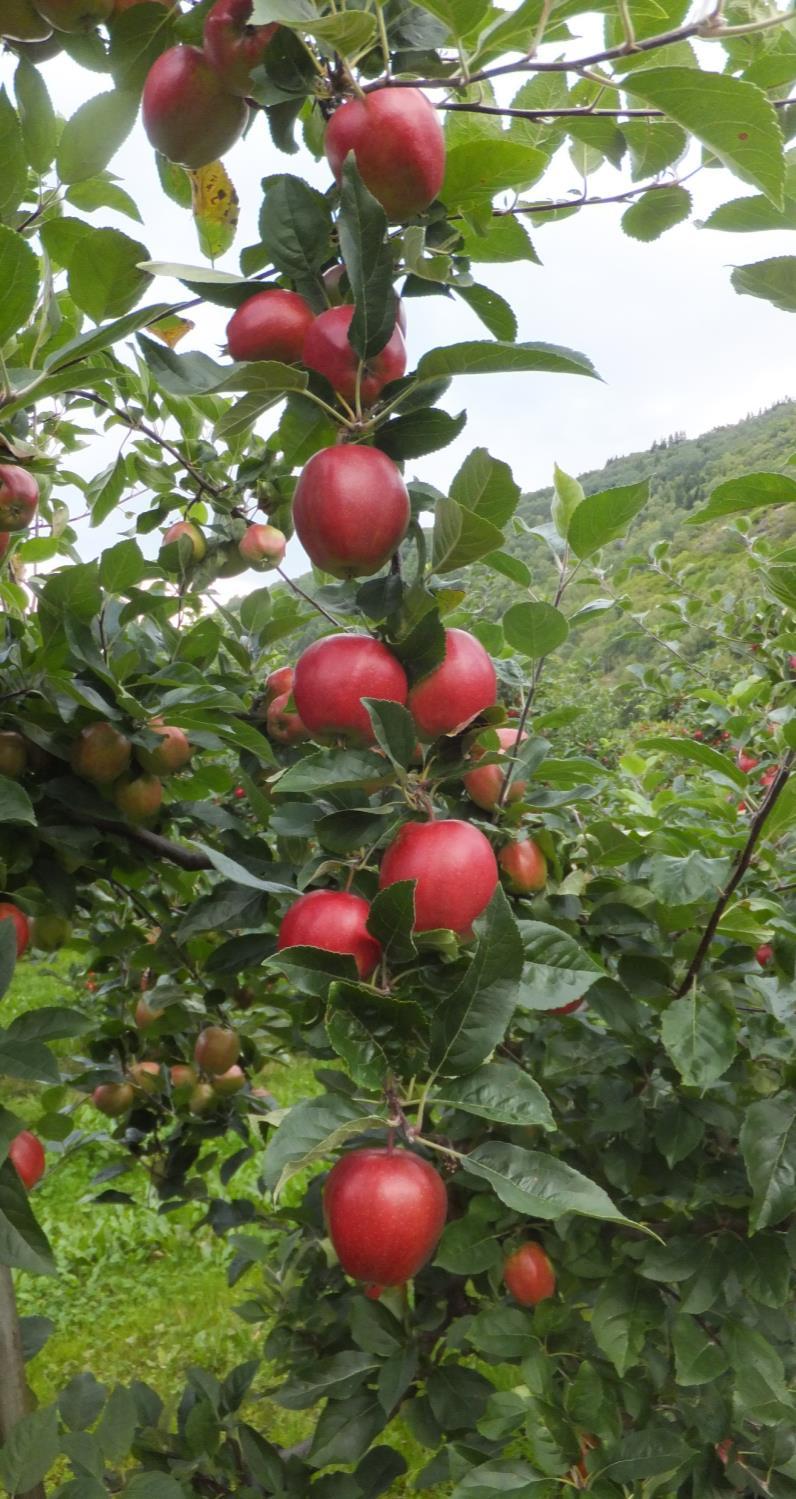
[503,1242,556,1305]
[292,445,410,579]
[277,889,382,979]
[379,819,498,935]
[498,837,547,894]
[323,1148,447,1285]
[303,306,406,408]
[408,628,496,739]
[755,943,774,967]
[293,634,407,745]
[142,45,248,169]
[203,0,279,95]
[0,465,39,532]
[324,87,445,220]
[9,1131,45,1190]
[226,289,314,363]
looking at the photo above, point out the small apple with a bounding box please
[71,721,132,785]
[264,665,293,702]
[293,634,407,745]
[138,720,192,775]
[238,523,286,569]
[189,1081,217,1115]
[266,692,309,745]
[160,520,206,564]
[463,727,526,811]
[760,767,777,788]
[503,1242,556,1305]
[194,1025,239,1075]
[0,732,27,780]
[737,749,759,774]
[30,914,72,951]
[211,1064,246,1097]
[379,819,498,935]
[498,837,547,895]
[142,45,249,169]
[92,1082,135,1117]
[226,290,314,363]
[408,629,496,740]
[755,943,774,967]
[302,306,406,408]
[0,902,30,958]
[0,465,38,532]
[8,1131,45,1190]
[170,1063,197,1091]
[292,445,410,579]
[233,785,246,799]
[113,774,163,824]
[129,1060,162,1095]
[1,0,53,40]
[323,1148,447,1285]
[203,0,279,96]
[324,87,445,221]
[277,890,382,979]
[135,996,165,1028]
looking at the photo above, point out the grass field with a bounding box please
[3,955,444,1494]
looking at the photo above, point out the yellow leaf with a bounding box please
[190,160,239,261]
[149,315,195,349]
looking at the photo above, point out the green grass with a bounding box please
[2,956,445,1494]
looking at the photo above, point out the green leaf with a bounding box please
[261,1094,377,1192]
[450,447,520,527]
[418,340,599,381]
[625,68,785,206]
[704,194,796,232]
[660,993,737,1088]
[462,1142,636,1227]
[450,1460,552,1497]
[455,283,518,340]
[430,887,524,1075]
[309,1392,387,1469]
[259,172,333,284]
[688,469,796,524]
[567,480,649,556]
[66,177,143,223]
[458,214,538,263]
[136,333,229,395]
[432,496,504,573]
[376,407,467,461]
[591,1275,662,1374]
[621,185,692,241]
[45,302,172,370]
[725,1323,792,1426]
[637,733,746,788]
[434,1198,504,1274]
[0,226,37,348]
[0,775,35,826]
[0,1404,59,1495]
[740,1093,796,1231]
[275,1352,380,1410]
[338,157,395,360]
[7,1007,89,1043]
[326,982,427,1091]
[60,1371,107,1431]
[622,119,687,181]
[551,463,583,539]
[69,228,150,322]
[0,1160,55,1275]
[599,1429,695,1483]
[0,88,27,220]
[363,699,416,769]
[15,57,56,174]
[276,749,391,795]
[124,1476,186,1499]
[442,140,546,210]
[367,883,418,966]
[56,90,139,183]
[432,1060,554,1130]
[516,921,604,1011]
[645,852,729,904]
[731,256,796,312]
[503,601,569,659]
[672,1313,729,1386]
[99,539,147,594]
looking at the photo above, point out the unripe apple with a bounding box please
[194,1025,239,1075]
[0,903,31,958]
[737,749,759,774]
[324,87,445,220]
[503,1241,556,1305]
[0,465,38,532]
[135,996,165,1028]
[113,774,163,825]
[170,1063,197,1091]
[31,0,113,30]
[138,721,192,776]
[203,0,279,96]
[498,837,547,895]
[463,727,526,810]
[211,1064,246,1097]
[755,943,774,967]
[292,445,410,579]
[1,0,53,41]
[266,692,309,745]
[277,889,382,979]
[238,523,286,569]
[264,665,293,702]
[9,1132,45,1190]
[92,1082,135,1117]
[30,913,72,951]
[293,634,407,745]
[0,732,27,780]
[226,289,314,363]
[160,520,206,563]
[142,46,248,169]
[129,1060,162,1095]
[408,628,497,739]
[189,1081,217,1115]
[379,819,498,935]
[303,306,406,408]
[71,721,132,784]
[323,1148,447,1284]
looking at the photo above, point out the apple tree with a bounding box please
[0,0,796,1493]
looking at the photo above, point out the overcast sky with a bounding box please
[2,28,793,589]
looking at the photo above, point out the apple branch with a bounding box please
[62,811,213,871]
[674,751,794,998]
[70,390,227,503]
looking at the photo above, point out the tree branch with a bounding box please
[62,811,213,871]
[69,390,226,503]
[674,752,795,997]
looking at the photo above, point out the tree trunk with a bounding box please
[0,1266,46,1499]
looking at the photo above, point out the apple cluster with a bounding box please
[92,1024,245,1120]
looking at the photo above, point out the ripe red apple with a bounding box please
[293,634,407,745]
[265,665,293,701]
[499,837,547,895]
[142,46,248,169]
[503,1242,556,1305]
[226,289,314,363]
[113,774,163,824]
[170,1063,197,1091]
[129,1060,162,1095]
[324,87,445,221]
[1,0,53,41]
[0,465,38,532]
[203,0,278,95]
[30,0,113,31]
[135,996,165,1028]
[238,523,286,569]
[0,731,27,780]
[71,721,132,784]
[379,819,498,935]
[323,1148,447,1285]
[760,767,777,788]
[30,914,72,951]
[0,902,30,958]
[160,520,206,562]
[138,720,192,776]
[547,997,584,1016]
[755,943,774,967]
[8,1132,45,1190]
[303,306,406,408]
[266,692,308,745]
[408,628,497,739]
[211,1064,246,1096]
[92,1082,135,1117]
[277,889,382,979]
[194,1025,239,1075]
[737,749,759,773]
[292,445,410,579]
[463,727,526,811]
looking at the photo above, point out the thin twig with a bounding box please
[276,566,347,630]
[69,390,226,502]
[497,554,569,807]
[63,810,212,871]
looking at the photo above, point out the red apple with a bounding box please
[194,1026,239,1075]
[0,732,27,780]
[71,721,132,784]
[234,785,246,799]
[303,306,406,408]
[142,46,248,169]
[135,996,165,1028]
[547,997,584,1016]
[322,266,407,336]
[30,0,112,31]
[503,1242,556,1305]
[138,720,192,775]
[8,1132,45,1190]
[293,634,407,745]
[755,943,774,967]
[170,1063,197,1090]
[265,665,293,701]
[760,767,777,788]
[113,774,163,824]
[0,466,38,532]
[266,692,308,745]
[324,87,445,221]
[277,889,382,979]
[30,914,72,951]
[238,523,286,569]
[323,1148,447,1284]
[379,819,498,935]
[129,1060,162,1095]
[203,0,278,95]
[463,727,526,811]
[737,749,759,774]
[292,445,410,579]
[498,837,547,895]
[211,1064,246,1096]
[226,289,314,363]
[92,1082,135,1117]
[161,520,206,562]
[408,628,496,739]
[0,902,31,958]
